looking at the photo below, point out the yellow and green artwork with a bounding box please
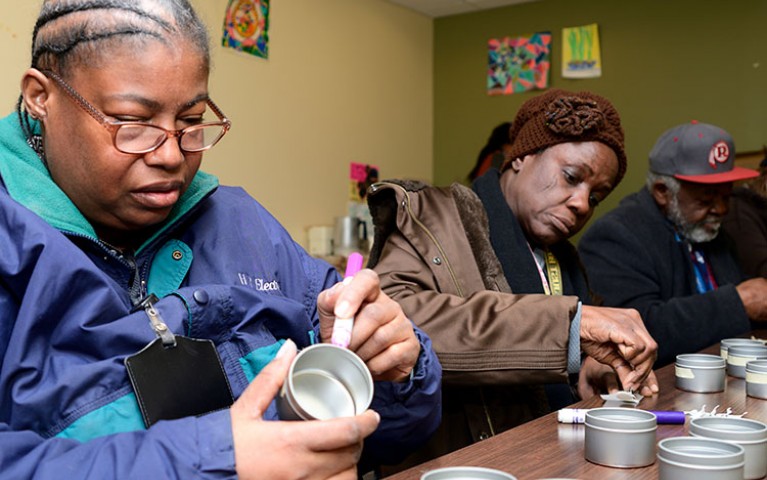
[562,24,601,79]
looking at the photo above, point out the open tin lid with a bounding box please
[420,466,517,480]
[658,436,745,468]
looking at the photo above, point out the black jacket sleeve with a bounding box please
[578,210,750,367]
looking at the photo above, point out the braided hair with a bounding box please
[17,0,211,144]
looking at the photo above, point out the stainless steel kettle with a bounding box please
[333,216,368,256]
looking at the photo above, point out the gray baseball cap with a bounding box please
[649,121,758,184]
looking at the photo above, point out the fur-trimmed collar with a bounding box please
[366,179,507,291]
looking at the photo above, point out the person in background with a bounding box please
[723,155,767,277]
[0,1,441,478]
[467,121,512,181]
[579,121,767,367]
[367,89,658,470]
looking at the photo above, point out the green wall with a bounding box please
[434,0,767,234]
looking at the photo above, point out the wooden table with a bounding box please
[385,331,767,480]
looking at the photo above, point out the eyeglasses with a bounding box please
[41,69,231,155]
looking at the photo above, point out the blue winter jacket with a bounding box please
[0,112,442,479]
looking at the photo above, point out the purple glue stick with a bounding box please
[648,410,686,424]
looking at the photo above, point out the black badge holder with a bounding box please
[125,294,234,428]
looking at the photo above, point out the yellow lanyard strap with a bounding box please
[529,245,563,295]
[544,250,563,296]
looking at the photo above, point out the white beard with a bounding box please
[667,193,722,243]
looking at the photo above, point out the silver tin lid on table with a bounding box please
[420,466,517,480]
[584,407,657,468]
[726,344,767,378]
[746,359,767,400]
[657,436,744,480]
[719,338,764,359]
[689,416,767,480]
[675,353,726,393]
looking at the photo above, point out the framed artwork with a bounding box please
[488,32,551,95]
[562,24,602,78]
[222,0,270,59]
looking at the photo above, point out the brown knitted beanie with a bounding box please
[504,89,627,185]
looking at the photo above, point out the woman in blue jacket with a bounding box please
[0,1,441,478]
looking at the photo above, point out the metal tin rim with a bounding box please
[586,423,657,435]
[690,417,767,443]
[420,466,517,480]
[585,407,657,430]
[676,353,726,368]
[285,344,373,420]
[746,359,767,374]
[659,456,745,471]
[727,345,767,357]
[658,436,745,467]
[721,338,765,347]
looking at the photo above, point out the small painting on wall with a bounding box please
[349,163,379,202]
[562,24,602,78]
[222,0,270,59]
[487,31,551,95]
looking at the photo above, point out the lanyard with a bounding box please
[545,250,564,295]
[688,244,718,293]
[529,245,564,295]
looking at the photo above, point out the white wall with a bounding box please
[0,0,434,247]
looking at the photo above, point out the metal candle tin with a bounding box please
[657,436,745,480]
[675,353,726,393]
[277,343,373,421]
[746,359,767,400]
[584,407,657,468]
[720,338,764,359]
[420,467,517,480]
[689,416,767,480]
[726,344,767,378]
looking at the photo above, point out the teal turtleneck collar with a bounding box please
[0,112,219,253]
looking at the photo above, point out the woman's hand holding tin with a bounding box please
[231,340,380,480]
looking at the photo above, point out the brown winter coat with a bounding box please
[367,180,580,469]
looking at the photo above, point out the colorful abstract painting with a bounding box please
[487,32,551,95]
[222,0,269,59]
[562,24,602,78]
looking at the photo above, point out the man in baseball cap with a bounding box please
[579,121,767,367]
[649,121,758,184]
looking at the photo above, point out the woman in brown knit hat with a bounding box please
[367,88,658,474]
[500,88,626,247]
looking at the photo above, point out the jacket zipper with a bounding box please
[376,183,496,438]
[379,182,464,297]
[478,388,496,438]
[63,231,147,306]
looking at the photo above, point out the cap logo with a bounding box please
[708,141,730,169]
